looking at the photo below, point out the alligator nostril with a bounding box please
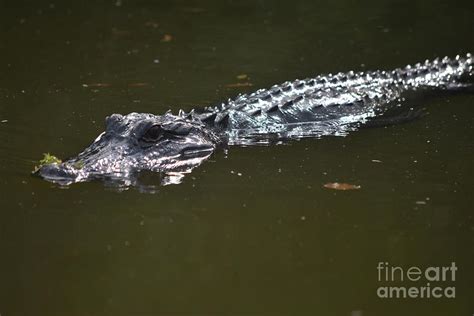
[105,114,124,128]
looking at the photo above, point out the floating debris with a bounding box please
[323,182,361,190]
[225,82,253,88]
[82,83,111,88]
[161,34,173,42]
[127,83,149,87]
[236,74,248,80]
[39,153,62,165]
[1,120,7,123]
[33,153,62,173]
[371,159,382,163]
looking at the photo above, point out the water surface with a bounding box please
[0,0,473,315]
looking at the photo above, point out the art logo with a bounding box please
[376,262,457,299]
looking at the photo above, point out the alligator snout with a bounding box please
[35,163,80,185]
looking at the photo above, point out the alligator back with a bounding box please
[190,54,473,144]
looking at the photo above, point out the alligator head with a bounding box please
[35,112,219,187]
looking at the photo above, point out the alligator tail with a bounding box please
[394,53,473,90]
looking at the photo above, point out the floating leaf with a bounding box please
[161,34,173,42]
[323,182,361,190]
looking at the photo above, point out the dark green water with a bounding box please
[1,1,473,315]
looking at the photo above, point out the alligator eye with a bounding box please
[141,125,165,143]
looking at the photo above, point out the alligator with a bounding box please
[36,54,473,188]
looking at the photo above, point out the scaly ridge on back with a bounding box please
[185,54,473,136]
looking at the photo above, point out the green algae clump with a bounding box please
[33,153,62,173]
